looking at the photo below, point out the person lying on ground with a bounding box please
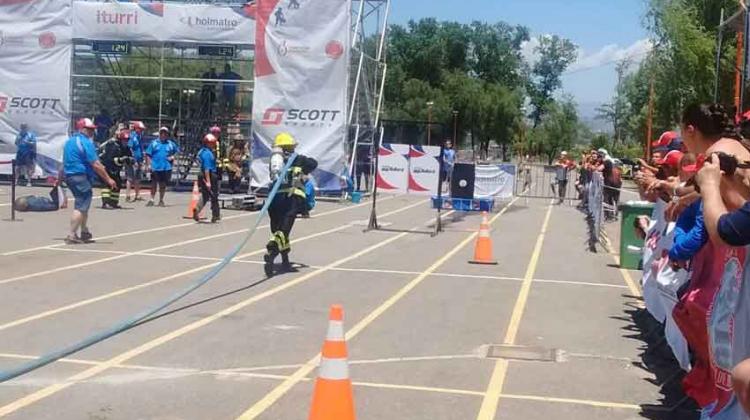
[14,185,67,212]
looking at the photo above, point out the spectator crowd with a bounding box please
[629,103,750,418]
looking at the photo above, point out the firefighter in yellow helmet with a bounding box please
[264,132,318,277]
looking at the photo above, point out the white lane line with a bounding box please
[0,197,401,286]
[0,200,428,332]
[1,196,398,257]
[26,250,629,290]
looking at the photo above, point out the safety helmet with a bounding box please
[76,118,96,130]
[274,132,296,148]
[158,126,170,135]
[131,121,146,131]
[118,129,131,140]
[209,125,222,135]
[203,133,218,146]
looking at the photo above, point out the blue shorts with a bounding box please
[66,174,93,212]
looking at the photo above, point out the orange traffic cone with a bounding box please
[469,212,497,265]
[309,304,355,420]
[183,180,204,219]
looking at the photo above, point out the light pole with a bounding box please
[452,110,458,146]
[426,101,434,145]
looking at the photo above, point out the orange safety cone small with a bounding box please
[469,212,497,265]
[183,180,204,219]
[308,304,356,420]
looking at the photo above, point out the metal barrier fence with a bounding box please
[586,172,605,251]
[514,163,579,202]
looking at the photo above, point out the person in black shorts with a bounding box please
[145,127,180,207]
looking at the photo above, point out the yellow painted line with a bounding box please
[613,255,642,298]
[476,203,553,420]
[0,209,432,417]
[235,198,519,420]
[0,196,396,257]
[0,199,426,332]
[0,197,401,286]
[0,353,639,410]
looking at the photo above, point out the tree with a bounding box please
[536,98,580,164]
[590,132,610,151]
[613,0,741,150]
[528,35,578,127]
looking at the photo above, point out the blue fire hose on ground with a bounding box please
[0,154,298,383]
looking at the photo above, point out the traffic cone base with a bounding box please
[309,379,355,420]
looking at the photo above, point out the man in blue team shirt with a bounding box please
[220,64,242,112]
[441,140,456,193]
[126,121,146,202]
[61,118,117,244]
[145,127,179,207]
[14,123,37,186]
[193,133,220,223]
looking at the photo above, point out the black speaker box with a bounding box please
[451,163,475,199]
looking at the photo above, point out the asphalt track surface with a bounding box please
[0,186,663,419]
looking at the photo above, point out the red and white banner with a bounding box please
[375,143,409,194]
[407,145,440,196]
[0,0,72,176]
[250,0,351,191]
[72,1,256,45]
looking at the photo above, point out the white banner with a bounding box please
[407,145,440,196]
[375,144,409,194]
[642,201,672,323]
[72,1,256,45]
[475,164,516,199]
[0,0,73,176]
[250,0,350,191]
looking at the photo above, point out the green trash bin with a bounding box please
[618,201,655,270]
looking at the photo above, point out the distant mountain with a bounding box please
[577,101,613,134]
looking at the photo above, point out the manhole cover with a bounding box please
[484,345,563,362]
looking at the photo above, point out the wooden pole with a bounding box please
[736,31,744,118]
[646,77,654,159]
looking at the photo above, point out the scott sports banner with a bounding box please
[251,0,351,191]
[375,143,409,194]
[475,164,516,199]
[72,1,256,45]
[0,0,73,176]
[407,145,440,196]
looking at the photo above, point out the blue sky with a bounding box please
[389,0,651,112]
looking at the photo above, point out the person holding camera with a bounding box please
[98,128,134,209]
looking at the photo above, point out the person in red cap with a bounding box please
[210,125,225,188]
[654,149,684,177]
[652,131,679,151]
[193,133,221,223]
[61,118,117,244]
[97,128,133,209]
[125,121,146,202]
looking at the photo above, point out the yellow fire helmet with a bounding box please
[274,132,297,149]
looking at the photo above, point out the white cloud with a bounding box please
[568,38,653,73]
[521,37,653,74]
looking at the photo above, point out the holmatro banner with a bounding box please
[0,0,73,176]
[72,1,257,45]
[251,0,351,191]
